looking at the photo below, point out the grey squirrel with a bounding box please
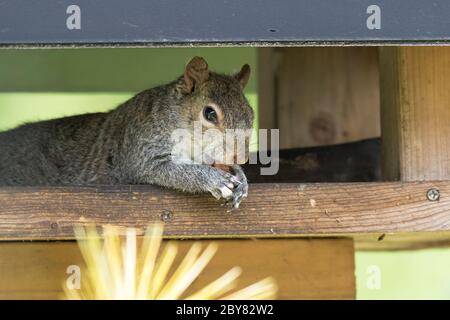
[0,57,254,209]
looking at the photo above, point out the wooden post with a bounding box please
[379,47,450,181]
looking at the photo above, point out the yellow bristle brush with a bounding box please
[63,224,278,300]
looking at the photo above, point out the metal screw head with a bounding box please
[426,188,440,201]
[160,210,173,222]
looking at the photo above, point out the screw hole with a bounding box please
[161,210,173,222]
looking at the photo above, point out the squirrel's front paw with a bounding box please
[226,182,247,210]
[207,165,248,211]
[224,165,248,210]
[208,170,241,201]
[209,169,242,203]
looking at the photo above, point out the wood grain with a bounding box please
[258,47,279,132]
[0,182,450,245]
[380,47,450,181]
[243,138,381,183]
[0,239,355,300]
[265,47,380,148]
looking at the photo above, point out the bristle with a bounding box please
[149,242,178,299]
[222,277,278,300]
[103,226,124,298]
[65,224,278,300]
[123,228,137,299]
[157,242,218,300]
[156,242,203,299]
[136,223,163,299]
[185,267,242,300]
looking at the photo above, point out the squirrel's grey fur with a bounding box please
[0,57,254,208]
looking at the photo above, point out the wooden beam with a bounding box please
[0,182,450,248]
[243,138,381,183]
[259,47,380,149]
[0,239,355,300]
[257,47,278,131]
[380,47,450,181]
[356,232,450,251]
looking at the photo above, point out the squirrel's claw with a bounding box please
[211,185,233,200]
[219,185,233,198]
[224,178,248,212]
[230,176,242,185]
[209,165,248,211]
[210,189,223,200]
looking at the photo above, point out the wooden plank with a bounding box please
[0,239,355,300]
[0,182,450,244]
[2,1,450,46]
[379,47,450,181]
[272,47,380,149]
[243,138,381,183]
[356,232,450,251]
[257,47,278,131]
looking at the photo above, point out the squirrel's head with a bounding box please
[173,56,254,167]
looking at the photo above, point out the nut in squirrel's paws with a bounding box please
[212,163,248,211]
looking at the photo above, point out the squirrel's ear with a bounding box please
[180,56,209,94]
[235,64,251,89]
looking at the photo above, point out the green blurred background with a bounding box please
[0,48,449,299]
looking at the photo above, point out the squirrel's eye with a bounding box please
[203,106,218,124]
